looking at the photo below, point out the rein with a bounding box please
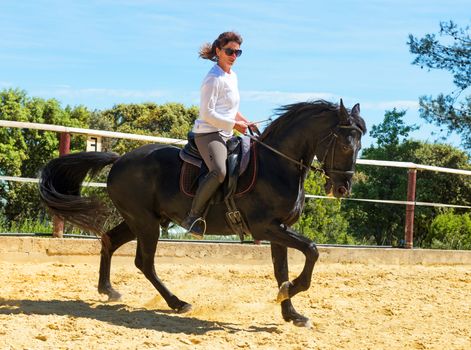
[246,134,324,174]
[247,123,362,176]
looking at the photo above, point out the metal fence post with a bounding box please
[52,132,70,238]
[59,132,71,157]
[404,168,417,249]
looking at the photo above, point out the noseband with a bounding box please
[248,123,362,177]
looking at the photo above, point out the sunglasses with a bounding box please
[221,48,242,57]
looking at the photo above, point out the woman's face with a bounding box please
[216,41,241,71]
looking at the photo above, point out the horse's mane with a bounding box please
[260,100,366,141]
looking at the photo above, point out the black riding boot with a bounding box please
[182,171,221,239]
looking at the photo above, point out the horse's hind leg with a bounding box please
[98,221,136,301]
[129,213,192,314]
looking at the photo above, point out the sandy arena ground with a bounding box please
[0,257,470,350]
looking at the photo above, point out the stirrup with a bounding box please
[187,217,206,239]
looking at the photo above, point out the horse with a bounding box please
[39,99,366,327]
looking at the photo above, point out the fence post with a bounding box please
[59,132,71,157]
[52,132,70,238]
[404,168,417,249]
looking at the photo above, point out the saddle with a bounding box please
[179,132,252,174]
[179,132,257,239]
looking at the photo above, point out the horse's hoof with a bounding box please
[99,288,122,302]
[107,290,122,302]
[292,317,312,328]
[276,281,292,303]
[176,303,193,314]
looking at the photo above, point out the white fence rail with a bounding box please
[3,120,471,175]
[1,176,470,209]
[1,120,471,247]
[0,176,107,187]
[0,120,187,146]
[1,119,471,206]
[357,158,471,176]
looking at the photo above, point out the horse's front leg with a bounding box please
[262,224,319,327]
[271,242,312,327]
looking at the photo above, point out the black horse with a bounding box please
[39,99,366,327]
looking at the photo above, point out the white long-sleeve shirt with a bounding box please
[192,64,240,137]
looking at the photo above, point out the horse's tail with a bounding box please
[39,151,121,235]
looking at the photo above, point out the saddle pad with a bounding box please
[180,144,257,197]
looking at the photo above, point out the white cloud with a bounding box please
[238,90,419,112]
[362,100,420,110]
[241,90,337,104]
[32,86,165,100]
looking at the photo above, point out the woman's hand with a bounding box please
[234,120,249,134]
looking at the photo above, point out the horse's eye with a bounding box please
[342,145,351,152]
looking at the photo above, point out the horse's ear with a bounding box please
[339,99,349,124]
[351,103,360,117]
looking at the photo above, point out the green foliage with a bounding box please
[82,102,199,231]
[0,215,89,235]
[1,89,30,175]
[408,21,471,149]
[426,211,471,250]
[370,109,418,148]
[1,217,52,234]
[0,89,198,232]
[3,88,471,249]
[345,108,471,247]
[413,143,471,246]
[293,171,357,244]
[0,89,90,222]
[94,102,198,154]
[345,109,416,245]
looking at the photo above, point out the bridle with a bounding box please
[247,123,362,177]
[317,124,363,176]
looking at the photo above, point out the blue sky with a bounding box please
[1,0,470,149]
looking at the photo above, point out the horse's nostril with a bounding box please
[337,186,347,196]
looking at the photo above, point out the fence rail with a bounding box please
[357,158,471,176]
[2,176,470,209]
[3,120,471,175]
[0,120,187,146]
[2,119,471,247]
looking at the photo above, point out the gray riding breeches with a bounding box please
[194,132,230,184]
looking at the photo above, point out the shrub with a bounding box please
[426,211,471,250]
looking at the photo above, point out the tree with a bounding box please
[0,89,90,223]
[408,21,471,149]
[0,89,199,231]
[93,102,198,155]
[370,109,418,148]
[344,109,418,245]
[427,211,471,250]
[345,108,471,246]
[85,102,198,232]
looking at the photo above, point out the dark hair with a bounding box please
[199,31,243,62]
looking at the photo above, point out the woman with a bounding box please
[182,31,253,238]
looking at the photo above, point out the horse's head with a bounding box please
[316,99,366,198]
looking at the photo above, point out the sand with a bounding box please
[0,258,470,349]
